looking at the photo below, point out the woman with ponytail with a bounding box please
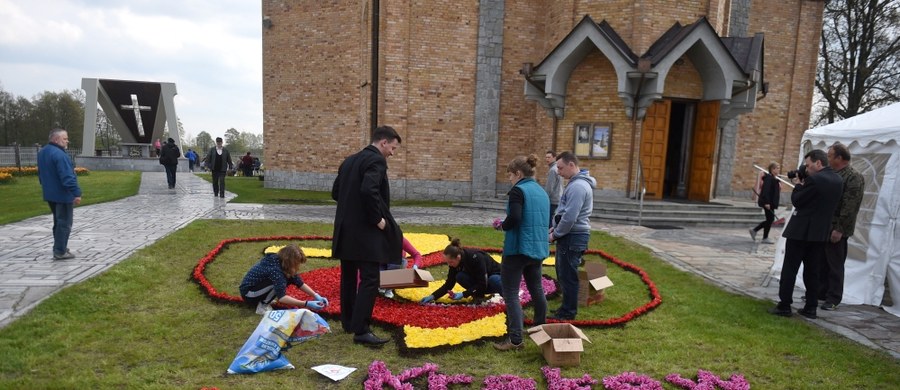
[419,238,502,304]
[493,154,550,351]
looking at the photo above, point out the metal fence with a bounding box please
[0,145,83,168]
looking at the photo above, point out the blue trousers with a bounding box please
[555,233,590,318]
[500,254,546,344]
[47,201,74,256]
[456,271,502,295]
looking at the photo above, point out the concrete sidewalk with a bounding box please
[0,172,234,327]
[1,172,897,359]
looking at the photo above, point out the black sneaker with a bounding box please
[767,306,792,317]
[820,303,838,311]
[797,308,817,319]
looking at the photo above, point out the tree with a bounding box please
[814,0,900,125]
[223,127,246,152]
[195,131,213,152]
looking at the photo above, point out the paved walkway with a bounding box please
[1,172,897,359]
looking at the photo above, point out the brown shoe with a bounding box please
[492,339,524,351]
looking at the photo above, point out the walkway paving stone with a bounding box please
[0,172,896,360]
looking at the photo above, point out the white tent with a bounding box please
[773,102,900,317]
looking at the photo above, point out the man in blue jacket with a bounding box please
[549,151,596,320]
[37,129,82,260]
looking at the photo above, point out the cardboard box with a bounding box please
[379,268,434,289]
[527,323,592,367]
[578,262,613,306]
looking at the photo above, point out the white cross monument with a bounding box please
[120,94,151,137]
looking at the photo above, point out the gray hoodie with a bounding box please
[552,169,596,238]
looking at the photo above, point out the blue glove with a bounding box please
[314,294,329,306]
[412,264,418,270]
[450,292,464,300]
[305,300,325,310]
[420,295,435,304]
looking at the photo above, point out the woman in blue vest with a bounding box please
[493,154,550,351]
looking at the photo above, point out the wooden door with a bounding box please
[639,100,671,200]
[687,100,720,201]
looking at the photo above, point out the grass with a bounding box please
[195,173,454,207]
[0,221,896,389]
[0,171,141,225]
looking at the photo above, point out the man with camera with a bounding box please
[770,149,843,319]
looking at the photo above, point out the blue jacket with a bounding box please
[37,143,82,203]
[503,177,550,260]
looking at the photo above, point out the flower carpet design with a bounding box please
[192,233,662,351]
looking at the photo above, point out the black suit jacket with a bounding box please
[782,166,844,242]
[331,145,403,263]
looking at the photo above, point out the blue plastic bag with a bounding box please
[227,309,330,374]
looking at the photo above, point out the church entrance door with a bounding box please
[687,100,720,202]
[639,100,671,200]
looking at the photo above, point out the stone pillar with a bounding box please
[715,117,740,197]
[80,78,99,156]
[471,0,505,199]
[729,0,751,36]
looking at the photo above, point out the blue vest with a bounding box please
[503,177,550,260]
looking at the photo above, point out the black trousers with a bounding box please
[753,208,775,238]
[212,171,226,196]
[340,259,380,335]
[241,281,276,306]
[820,237,849,305]
[778,238,825,310]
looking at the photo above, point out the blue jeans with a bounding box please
[500,254,547,344]
[164,165,177,187]
[381,258,407,271]
[456,272,502,295]
[47,201,73,256]
[555,232,590,318]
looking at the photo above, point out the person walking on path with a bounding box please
[549,151,596,321]
[37,128,82,260]
[544,150,563,226]
[241,152,254,177]
[819,143,865,311]
[159,138,181,189]
[185,148,198,172]
[493,154,550,351]
[750,162,782,244]
[770,150,843,319]
[331,125,403,347]
[204,137,233,198]
[153,138,162,157]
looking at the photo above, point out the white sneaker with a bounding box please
[256,302,273,315]
[749,228,758,241]
[761,238,775,244]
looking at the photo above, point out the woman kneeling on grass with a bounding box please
[419,238,502,304]
[239,244,329,314]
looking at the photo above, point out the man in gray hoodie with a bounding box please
[548,151,596,320]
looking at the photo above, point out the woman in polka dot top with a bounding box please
[239,244,329,314]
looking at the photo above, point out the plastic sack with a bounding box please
[227,309,330,374]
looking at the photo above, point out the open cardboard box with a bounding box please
[527,323,592,367]
[379,268,434,289]
[578,262,613,306]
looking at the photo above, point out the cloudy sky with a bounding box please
[0,0,263,137]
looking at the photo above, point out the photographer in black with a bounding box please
[769,149,843,319]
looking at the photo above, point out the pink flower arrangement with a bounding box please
[483,374,537,390]
[364,360,472,390]
[602,371,664,390]
[665,370,750,390]
[542,366,598,390]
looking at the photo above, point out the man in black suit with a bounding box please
[771,149,844,319]
[331,126,403,346]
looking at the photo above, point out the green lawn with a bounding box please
[0,171,141,225]
[196,173,453,207]
[0,221,896,389]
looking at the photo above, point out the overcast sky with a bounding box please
[0,0,263,137]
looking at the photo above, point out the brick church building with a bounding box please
[261,0,823,201]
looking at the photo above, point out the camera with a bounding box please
[786,164,807,181]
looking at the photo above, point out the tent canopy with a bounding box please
[802,102,900,147]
